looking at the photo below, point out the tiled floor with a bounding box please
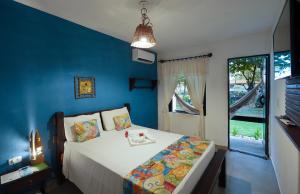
[212,152,280,194]
[48,151,280,194]
[230,136,265,157]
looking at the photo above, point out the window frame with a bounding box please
[169,85,206,116]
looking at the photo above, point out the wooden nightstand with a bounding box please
[1,163,51,194]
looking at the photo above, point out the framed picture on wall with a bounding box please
[74,76,96,99]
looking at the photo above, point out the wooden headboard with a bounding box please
[53,103,131,183]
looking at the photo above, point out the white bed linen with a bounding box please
[63,125,215,194]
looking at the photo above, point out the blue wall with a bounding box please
[0,1,157,174]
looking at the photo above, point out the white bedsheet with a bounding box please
[63,125,215,194]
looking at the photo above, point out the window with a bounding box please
[169,75,206,115]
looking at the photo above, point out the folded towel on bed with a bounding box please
[126,129,156,146]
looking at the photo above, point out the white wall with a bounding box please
[269,0,300,193]
[159,30,271,146]
[269,51,300,194]
[269,32,299,194]
[159,1,300,193]
[169,113,201,136]
[159,27,300,193]
[159,28,300,194]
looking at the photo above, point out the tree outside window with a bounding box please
[170,75,199,114]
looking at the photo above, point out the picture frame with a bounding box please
[74,76,96,99]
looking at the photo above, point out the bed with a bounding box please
[53,104,226,194]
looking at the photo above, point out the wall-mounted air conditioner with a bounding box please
[132,48,155,64]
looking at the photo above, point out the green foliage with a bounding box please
[230,120,264,139]
[175,74,193,105]
[232,127,239,136]
[274,51,291,70]
[229,56,264,91]
[182,95,192,104]
[254,128,262,140]
[177,74,186,82]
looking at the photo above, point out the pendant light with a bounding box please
[131,1,156,49]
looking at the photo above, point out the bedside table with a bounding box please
[1,163,51,194]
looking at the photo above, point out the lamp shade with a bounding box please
[30,129,44,165]
[131,24,156,48]
[35,130,42,154]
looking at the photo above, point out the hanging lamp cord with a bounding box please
[140,7,152,26]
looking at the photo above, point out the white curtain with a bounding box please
[185,58,208,137]
[158,62,179,131]
[158,57,209,138]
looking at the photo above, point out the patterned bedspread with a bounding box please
[123,136,210,194]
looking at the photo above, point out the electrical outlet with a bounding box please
[8,156,22,165]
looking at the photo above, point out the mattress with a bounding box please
[63,125,215,194]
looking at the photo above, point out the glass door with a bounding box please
[228,54,269,157]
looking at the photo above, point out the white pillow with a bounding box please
[101,107,130,131]
[64,112,103,141]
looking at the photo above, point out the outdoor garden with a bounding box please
[229,56,266,142]
[230,120,264,140]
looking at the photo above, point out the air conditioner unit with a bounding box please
[132,48,155,64]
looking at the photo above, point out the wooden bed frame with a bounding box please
[53,103,226,194]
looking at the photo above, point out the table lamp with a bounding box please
[30,129,44,165]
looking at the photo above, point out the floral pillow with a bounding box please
[113,113,131,131]
[72,119,100,142]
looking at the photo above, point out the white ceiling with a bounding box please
[15,0,282,54]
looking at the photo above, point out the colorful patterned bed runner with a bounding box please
[123,136,210,194]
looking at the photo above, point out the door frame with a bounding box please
[227,54,270,158]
